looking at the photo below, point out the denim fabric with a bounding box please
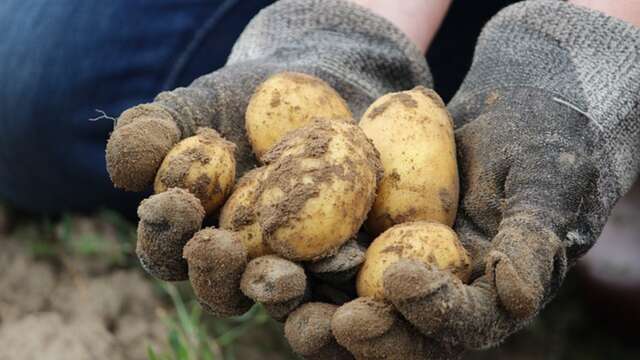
[0,0,516,216]
[0,0,274,215]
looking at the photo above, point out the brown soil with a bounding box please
[0,233,166,360]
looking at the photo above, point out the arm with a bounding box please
[349,0,452,53]
[571,0,640,27]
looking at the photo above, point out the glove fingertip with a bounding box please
[285,303,352,360]
[106,104,180,191]
[488,251,539,319]
[183,228,252,317]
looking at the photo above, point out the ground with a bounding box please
[0,205,638,360]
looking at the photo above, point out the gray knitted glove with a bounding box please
[331,0,640,357]
[105,0,429,191]
[105,1,430,359]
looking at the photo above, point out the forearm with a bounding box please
[349,0,451,53]
[570,0,640,27]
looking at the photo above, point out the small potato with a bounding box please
[154,128,236,215]
[257,119,382,261]
[219,167,272,259]
[245,72,352,160]
[356,221,471,300]
[360,87,459,235]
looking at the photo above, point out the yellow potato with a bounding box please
[356,221,471,300]
[360,87,459,235]
[154,128,236,215]
[245,72,352,160]
[219,167,273,259]
[256,119,382,261]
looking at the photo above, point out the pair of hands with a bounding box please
[106,0,639,358]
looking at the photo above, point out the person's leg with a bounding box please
[0,0,274,215]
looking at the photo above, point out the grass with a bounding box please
[147,283,277,360]
[8,208,137,268]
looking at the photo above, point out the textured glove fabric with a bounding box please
[151,0,430,173]
[449,0,640,260]
[359,0,640,353]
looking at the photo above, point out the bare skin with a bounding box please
[349,0,452,53]
[570,0,640,27]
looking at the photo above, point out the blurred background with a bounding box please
[1,0,638,359]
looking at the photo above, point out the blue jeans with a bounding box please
[0,0,516,216]
[0,0,274,215]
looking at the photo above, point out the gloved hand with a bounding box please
[105,1,430,358]
[324,1,640,358]
[106,0,429,191]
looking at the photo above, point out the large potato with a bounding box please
[219,167,272,259]
[356,221,471,300]
[360,87,459,235]
[154,128,236,215]
[245,72,352,160]
[257,119,382,261]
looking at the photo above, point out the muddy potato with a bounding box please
[257,119,382,261]
[245,72,352,160]
[219,167,272,259]
[154,128,236,215]
[356,221,471,300]
[360,87,459,235]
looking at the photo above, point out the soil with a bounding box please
[0,229,166,360]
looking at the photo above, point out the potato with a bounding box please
[256,118,382,261]
[154,128,236,215]
[245,72,352,160]
[360,87,459,235]
[219,167,272,259]
[356,221,471,300]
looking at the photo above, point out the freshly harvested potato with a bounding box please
[356,221,471,300]
[360,87,459,235]
[245,72,352,160]
[256,119,382,261]
[219,167,272,259]
[154,128,236,215]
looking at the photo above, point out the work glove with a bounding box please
[325,1,640,358]
[106,0,429,191]
[105,1,430,357]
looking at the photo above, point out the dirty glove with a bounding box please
[330,0,640,358]
[105,0,429,191]
[104,0,430,358]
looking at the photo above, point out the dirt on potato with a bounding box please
[256,119,382,261]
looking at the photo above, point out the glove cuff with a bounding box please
[227,0,432,115]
